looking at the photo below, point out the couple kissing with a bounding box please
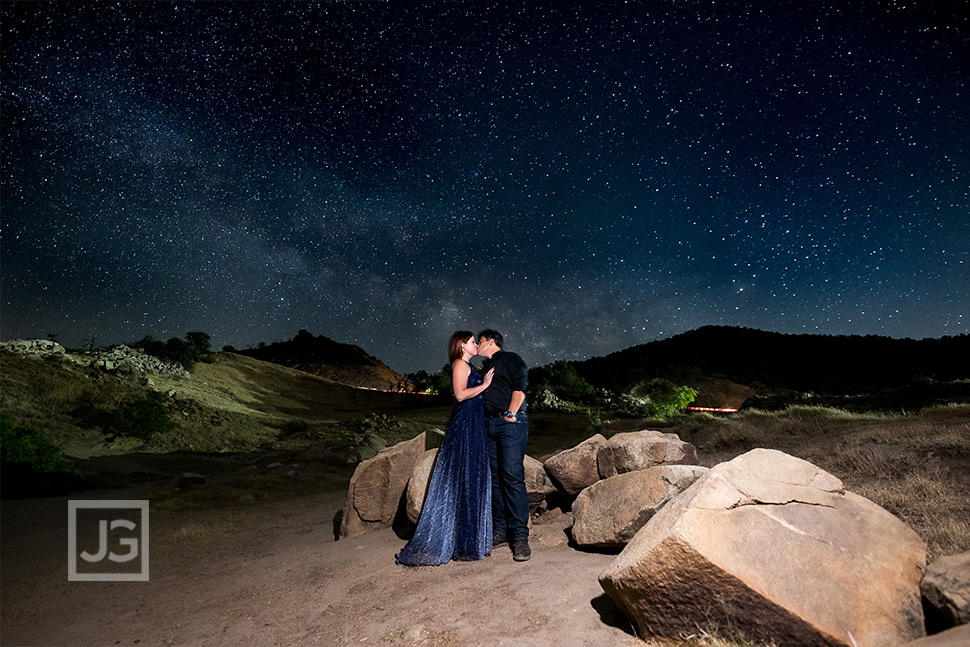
[395,329,531,566]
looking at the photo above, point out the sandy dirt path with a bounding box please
[1,486,642,647]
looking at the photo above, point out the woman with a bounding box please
[395,331,494,565]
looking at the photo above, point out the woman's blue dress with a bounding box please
[395,363,492,565]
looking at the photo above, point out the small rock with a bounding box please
[921,551,970,628]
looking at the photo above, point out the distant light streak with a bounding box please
[686,406,740,413]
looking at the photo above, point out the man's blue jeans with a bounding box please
[485,413,530,542]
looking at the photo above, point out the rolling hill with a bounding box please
[235,329,408,391]
[573,326,970,409]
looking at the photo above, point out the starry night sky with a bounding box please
[2,1,968,374]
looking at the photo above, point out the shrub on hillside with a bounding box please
[530,360,596,401]
[530,388,585,413]
[428,363,453,395]
[131,331,212,370]
[0,412,80,476]
[627,378,698,418]
[106,392,175,440]
[403,369,435,392]
[283,419,309,435]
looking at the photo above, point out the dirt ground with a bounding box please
[0,453,645,647]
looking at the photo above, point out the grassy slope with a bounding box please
[0,351,451,457]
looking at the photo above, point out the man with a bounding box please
[477,329,531,562]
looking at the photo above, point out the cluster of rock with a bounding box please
[0,339,67,359]
[339,428,697,540]
[86,345,190,378]
[0,339,190,379]
[339,426,970,646]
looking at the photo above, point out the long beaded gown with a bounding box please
[395,362,492,565]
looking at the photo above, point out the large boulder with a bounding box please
[405,448,439,525]
[523,454,549,513]
[406,452,548,525]
[572,465,708,548]
[902,624,970,647]
[544,434,607,495]
[339,432,429,538]
[921,551,970,628]
[599,448,927,647]
[597,430,698,478]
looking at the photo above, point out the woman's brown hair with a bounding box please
[448,330,474,364]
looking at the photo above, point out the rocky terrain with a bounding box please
[339,427,970,646]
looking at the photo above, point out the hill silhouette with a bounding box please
[237,330,407,391]
[574,326,970,407]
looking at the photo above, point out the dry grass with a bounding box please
[673,629,777,647]
[849,468,970,558]
[667,403,970,560]
[163,512,251,544]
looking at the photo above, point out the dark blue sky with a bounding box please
[2,1,967,374]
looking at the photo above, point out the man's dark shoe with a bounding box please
[493,533,508,548]
[512,540,531,562]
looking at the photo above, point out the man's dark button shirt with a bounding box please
[482,350,528,417]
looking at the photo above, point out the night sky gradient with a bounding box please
[2,1,968,374]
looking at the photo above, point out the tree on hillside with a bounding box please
[429,364,453,395]
[530,360,596,401]
[131,331,213,371]
[165,337,197,370]
[404,369,435,392]
[185,331,211,357]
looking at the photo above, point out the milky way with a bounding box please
[2,1,967,374]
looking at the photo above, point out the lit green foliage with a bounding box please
[0,412,80,476]
[586,408,609,433]
[628,378,698,418]
[107,391,175,440]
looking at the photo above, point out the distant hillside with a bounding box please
[0,346,442,463]
[237,330,407,391]
[575,326,970,406]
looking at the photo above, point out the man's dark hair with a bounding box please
[478,329,503,348]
